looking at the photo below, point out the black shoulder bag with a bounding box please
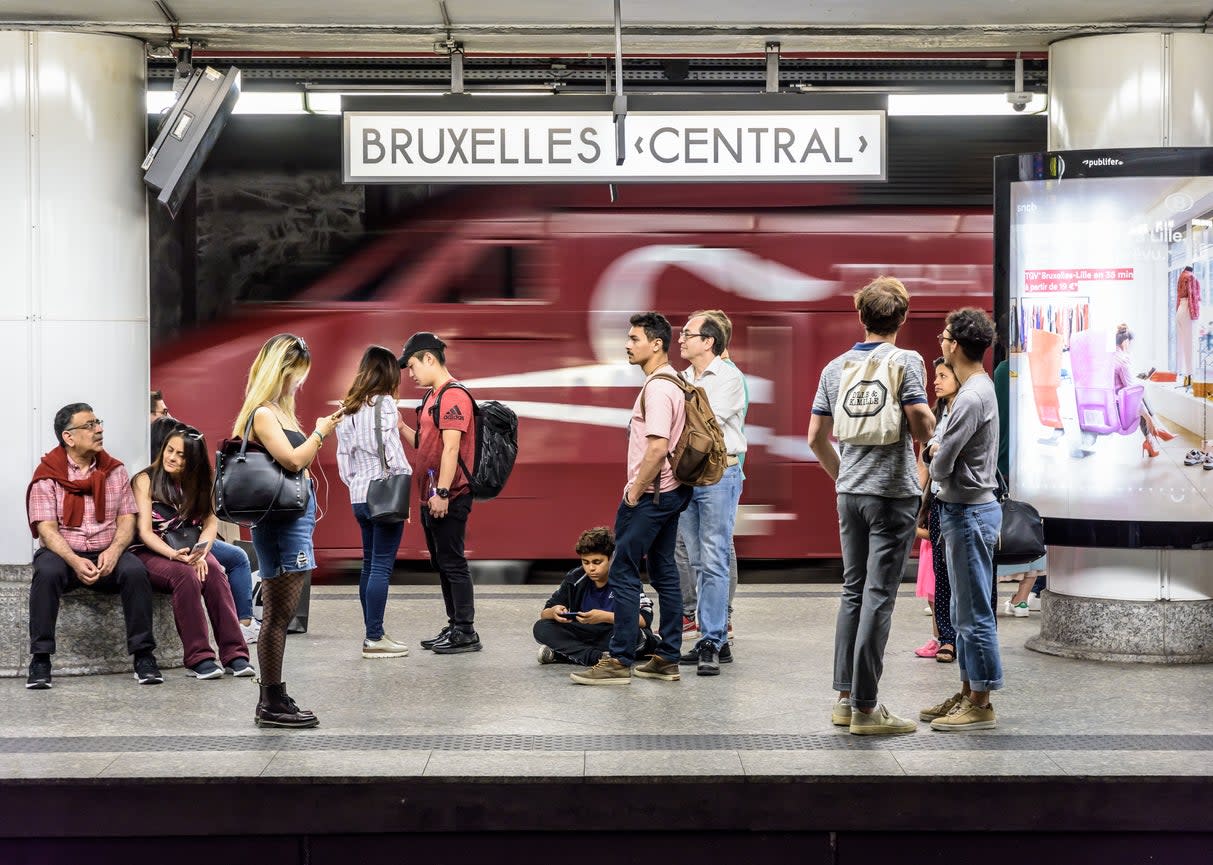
[214,414,311,527]
[365,395,412,523]
[993,470,1046,565]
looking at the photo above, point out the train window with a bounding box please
[442,243,544,303]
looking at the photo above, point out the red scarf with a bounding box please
[26,447,123,537]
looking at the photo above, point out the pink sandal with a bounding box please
[914,638,940,658]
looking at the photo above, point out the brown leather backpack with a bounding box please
[640,373,727,487]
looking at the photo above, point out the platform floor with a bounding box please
[0,583,1210,848]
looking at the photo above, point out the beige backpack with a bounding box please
[832,345,908,446]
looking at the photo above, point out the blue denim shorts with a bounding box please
[250,488,317,578]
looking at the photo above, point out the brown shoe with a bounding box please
[633,655,681,681]
[569,654,631,685]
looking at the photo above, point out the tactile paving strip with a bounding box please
[1,733,1210,754]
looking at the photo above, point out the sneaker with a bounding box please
[633,655,681,681]
[1011,601,1030,618]
[133,653,163,685]
[923,604,933,616]
[1001,600,1013,616]
[914,638,941,658]
[930,696,997,731]
[569,654,631,685]
[831,699,851,727]
[240,619,261,645]
[849,704,917,735]
[920,691,965,721]
[25,655,52,690]
[420,626,452,650]
[695,640,721,676]
[537,645,559,665]
[187,658,224,680]
[362,636,410,659]
[225,657,256,677]
[1184,448,1205,466]
[681,615,697,635]
[1027,592,1042,612]
[718,641,733,663]
[431,629,482,654]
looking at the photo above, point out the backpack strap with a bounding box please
[372,395,389,478]
[637,372,690,502]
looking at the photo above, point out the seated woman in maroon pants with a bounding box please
[131,425,253,679]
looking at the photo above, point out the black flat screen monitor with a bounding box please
[142,66,241,218]
[995,147,1213,548]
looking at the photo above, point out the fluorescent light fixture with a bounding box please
[148,89,336,115]
[887,93,1046,116]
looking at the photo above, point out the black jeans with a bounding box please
[28,548,156,656]
[608,485,693,665]
[533,619,656,667]
[421,493,475,631]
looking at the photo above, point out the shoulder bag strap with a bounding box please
[372,395,389,478]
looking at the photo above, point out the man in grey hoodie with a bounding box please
[923,308,1003,731]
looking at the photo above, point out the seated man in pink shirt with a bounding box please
[24,403,161,689]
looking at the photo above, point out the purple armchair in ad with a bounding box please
[1069,329,1144,436]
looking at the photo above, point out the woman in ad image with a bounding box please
[1115,324,1176,457]
[1175,266,1200,377]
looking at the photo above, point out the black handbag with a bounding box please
[161,521,202,552]
[214,415,311,527]
[993,471,1046,565]
[365,395,411,524]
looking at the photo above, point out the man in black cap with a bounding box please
[397,332,481,653]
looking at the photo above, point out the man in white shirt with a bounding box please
[676,311,747,675]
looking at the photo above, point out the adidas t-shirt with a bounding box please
[415,382,477,502]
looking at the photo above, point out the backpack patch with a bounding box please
[832,346,909,447]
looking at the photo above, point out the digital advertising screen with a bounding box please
[996,149,1213,548]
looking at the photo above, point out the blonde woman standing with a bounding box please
[234,333,341,728]
[336,345,412,659]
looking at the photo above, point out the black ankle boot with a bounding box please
[255,682,319,728]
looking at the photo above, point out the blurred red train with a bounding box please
[153,185,992,568]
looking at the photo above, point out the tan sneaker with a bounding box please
[362,636,409,659]
[633,655,681,681]
[930,697,997,731]
[849,704,917,735]
[920,691,965,721]
[831,699,852,727]
[570,654,631,685]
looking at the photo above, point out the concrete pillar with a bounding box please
[0,31,149,569]
[1024,33,1213,662]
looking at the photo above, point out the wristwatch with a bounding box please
[435,487,450,499]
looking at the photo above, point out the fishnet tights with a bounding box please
[256,570,307,685]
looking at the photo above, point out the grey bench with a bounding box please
[0,564,184,677]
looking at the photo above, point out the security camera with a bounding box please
[1006,91,1033,112]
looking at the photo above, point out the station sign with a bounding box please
[343,97,885,183]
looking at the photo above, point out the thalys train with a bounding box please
[153,184,993,568]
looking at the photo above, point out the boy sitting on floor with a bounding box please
[533,526,656,667]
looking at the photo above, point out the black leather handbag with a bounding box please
[214,415,311,527]
[161,520,202,552]
[993,471,1046,565]
[365,395,411,524]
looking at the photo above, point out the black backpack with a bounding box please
[425,382,518,500]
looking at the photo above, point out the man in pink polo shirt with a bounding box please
[24,403,161,689]
[571,312,692,685]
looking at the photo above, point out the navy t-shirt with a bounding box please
[580,582,616,614]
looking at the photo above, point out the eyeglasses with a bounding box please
[66,419,104,432]
[151,408,171,418]
[680,330,706,340]
[937,333,956,344]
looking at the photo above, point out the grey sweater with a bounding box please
[929,372,998,504]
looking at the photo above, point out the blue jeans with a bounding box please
[940,500,1004,692]
[352,502,406,641]
[608,485,693,665]
[678,463,742,647]
[211,540,253,621]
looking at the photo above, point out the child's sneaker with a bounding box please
[914,638,940,658]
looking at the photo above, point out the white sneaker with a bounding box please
[1011,601,1030,617]
[362,636,409,659]
[1027,592,1042,611]
[240,619,261,645]
[1001,600,1013,616]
